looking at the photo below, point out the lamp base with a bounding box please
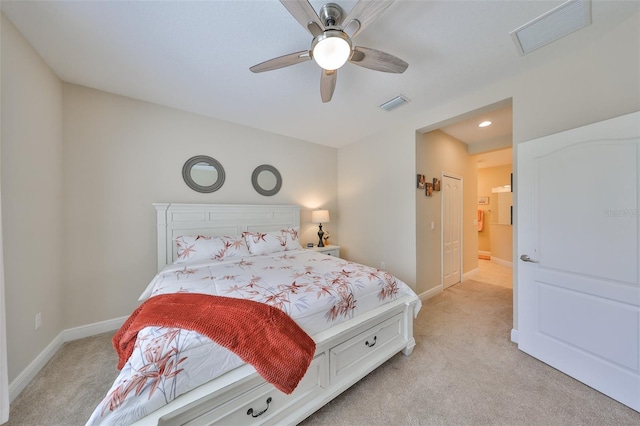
[317,224,325,247]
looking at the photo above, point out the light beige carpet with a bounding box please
[6,278,640,425]
[301,280,639,425]
[6,331,118,425]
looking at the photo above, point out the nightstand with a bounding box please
[308,245,340,258]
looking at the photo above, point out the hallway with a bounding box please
[468,259,512,289]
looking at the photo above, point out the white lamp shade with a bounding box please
[311,209,330,224]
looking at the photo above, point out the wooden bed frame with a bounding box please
[132,203,419,425]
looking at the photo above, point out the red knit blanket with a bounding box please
[112,293,316,394]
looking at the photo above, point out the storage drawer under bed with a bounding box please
[329,312,404,379]
[180,352,327,426]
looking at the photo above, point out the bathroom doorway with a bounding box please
[476,150,513,267]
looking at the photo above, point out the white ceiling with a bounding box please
[2,1,637,149]
[473,147,513,169]
[439,104,513,168]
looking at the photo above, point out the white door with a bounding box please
[442,175,462,288]
[517,111,640,411]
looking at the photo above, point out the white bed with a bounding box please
[92,203,420,425]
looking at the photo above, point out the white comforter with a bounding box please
[88,249,420,425]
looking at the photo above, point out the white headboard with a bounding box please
[154,203,301,270]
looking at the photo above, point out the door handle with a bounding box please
[520,254,538,263]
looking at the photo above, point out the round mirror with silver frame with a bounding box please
[182,155,225,193]
[251,164,282,196]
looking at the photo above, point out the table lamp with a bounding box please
[311,209,330,247]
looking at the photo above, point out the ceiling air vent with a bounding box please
[510,0,592,56]
[380,94,410,112]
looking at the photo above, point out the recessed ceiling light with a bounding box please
[478,121,492,128]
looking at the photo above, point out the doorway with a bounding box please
[476,149,513,267]
[414,98,513,298]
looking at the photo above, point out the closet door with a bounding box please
[442,174,462,289]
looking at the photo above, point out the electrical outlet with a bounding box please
[35,313,42,330]
[380,261,386,269]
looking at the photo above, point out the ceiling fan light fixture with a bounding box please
[251,1,408,102]
[311,31,352,71]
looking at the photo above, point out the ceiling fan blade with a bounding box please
[350,46,408,73]
[342,0,395,38]
[250,51,311,73]
[320,69,337,103]
[280,0,325,36]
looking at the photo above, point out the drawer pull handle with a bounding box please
[365,336,377,347]
[247,397,272,418]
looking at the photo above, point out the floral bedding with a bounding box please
[87,249,421,426]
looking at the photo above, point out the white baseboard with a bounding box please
[418,285,443,301]
[462,268,479,281]
[492,257,513,268]
[478,250,491,258]
[62,315,127,342]
[511,328,519,343]
[9,316,127,402]
[8,333,64,402]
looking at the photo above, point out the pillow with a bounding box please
[215,235,251,259]
[175,235,250,263]
[243,227,301,255]
[175,235,217,263]
[243,231,286,255]
[281,227,302,250]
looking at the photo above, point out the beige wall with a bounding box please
[478,164,513,261]
[1,14,64,381]
[337,125,416,286]
[490,224,513,264]
[62,84,338,327]
[2,11,338,384]
[337,10,640,329]
[415,130,478,296]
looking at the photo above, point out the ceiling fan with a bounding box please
[250,0,408,103]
